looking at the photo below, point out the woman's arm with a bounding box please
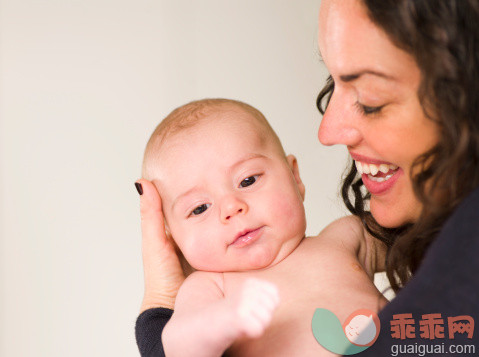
[137,179,185,312]
[135,307,173,357]
[134,179,185,356]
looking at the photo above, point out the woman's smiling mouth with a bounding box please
[350,153,402,195]
[355,160,399,181]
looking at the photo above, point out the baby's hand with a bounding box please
[229,278,280,339]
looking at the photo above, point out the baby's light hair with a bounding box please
[142,98,285,180]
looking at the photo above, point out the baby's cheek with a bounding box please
[269,190,294,214]
[182,230,223,271]
[270,191,305,226]
[176,234,203,267]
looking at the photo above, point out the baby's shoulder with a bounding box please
[322,215,363,235]
[183,270,224,289]
[177,270,225,299]
[308,215,364,246]
[174,271,226,312]
[305,215,387,277]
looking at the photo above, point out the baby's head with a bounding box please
[143,99,306,272]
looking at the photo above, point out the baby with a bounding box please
[142,98,387,357]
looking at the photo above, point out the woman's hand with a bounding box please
[136,179,185,313]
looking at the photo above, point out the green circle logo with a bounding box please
[312,308,381,355]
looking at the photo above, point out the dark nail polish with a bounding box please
[135,182,143,195]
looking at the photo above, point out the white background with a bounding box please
[0,1,362,356]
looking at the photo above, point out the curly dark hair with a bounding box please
[317,0,479,292]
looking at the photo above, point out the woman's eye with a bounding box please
[190,203,210,216]
[239,175,259,188]
[355,101,384,115]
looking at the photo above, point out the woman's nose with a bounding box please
[317,92,362,147]
[220,196,248,223]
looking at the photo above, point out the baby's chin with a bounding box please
[191,253,276,273]
[192,235,304,272]
[193,258,274,273]
[236,241,302,271]
[244,248,285,270]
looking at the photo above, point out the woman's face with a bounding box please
[317,0,439,228]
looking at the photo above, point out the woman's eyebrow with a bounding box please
[339,70,396,82]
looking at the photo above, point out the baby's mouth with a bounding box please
[230,226,265,248]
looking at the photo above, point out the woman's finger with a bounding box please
[137,179,168,264]
[136,179,185,312]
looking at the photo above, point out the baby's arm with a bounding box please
[313,216,389,314]
[162,272,279,357]
[318,216,388,279]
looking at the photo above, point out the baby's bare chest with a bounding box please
[223,240,383,356]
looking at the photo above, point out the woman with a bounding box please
[135,0,479,355]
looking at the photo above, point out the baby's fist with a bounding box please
[231,278,280,338]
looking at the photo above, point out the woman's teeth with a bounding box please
[355,160,398,182]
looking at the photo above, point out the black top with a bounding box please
[135,186,479,356]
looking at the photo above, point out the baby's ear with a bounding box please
[286,155,305,201]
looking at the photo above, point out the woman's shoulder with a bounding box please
[421,185,479,269]
[389,184,479,308]
[362,186,479,356]
[439,184,479,243]
[454,184,479,213]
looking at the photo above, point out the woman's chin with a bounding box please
[370,199,418,228]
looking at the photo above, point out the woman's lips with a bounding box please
[349,152,402,195]
[230,226,265,248]
[361,168,402,195]
[349,152,395,165]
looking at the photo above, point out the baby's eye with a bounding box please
[239,175,259,188]
[190,203,211,216]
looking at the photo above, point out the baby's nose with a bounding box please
[221,197,247,222]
